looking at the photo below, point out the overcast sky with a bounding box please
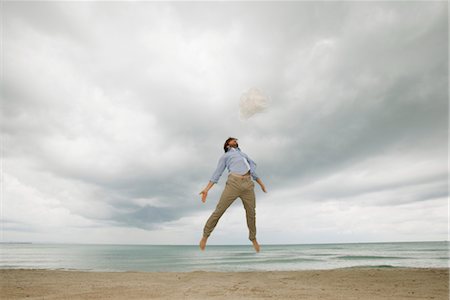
[1,1,448,245]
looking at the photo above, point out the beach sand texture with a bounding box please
[1,267,448,299]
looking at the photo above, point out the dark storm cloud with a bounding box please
[2,1,447,242]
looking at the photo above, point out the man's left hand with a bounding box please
[260,184,267,193]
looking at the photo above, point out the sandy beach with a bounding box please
[1,267,448,299]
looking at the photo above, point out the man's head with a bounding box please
[224,137,239,152]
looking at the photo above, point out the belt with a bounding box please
[229,172,251,178]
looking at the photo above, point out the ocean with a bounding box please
[1,241,448,272]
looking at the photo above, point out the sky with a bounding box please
[1,1,448,245]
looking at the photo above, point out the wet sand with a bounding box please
[1,267,448,299]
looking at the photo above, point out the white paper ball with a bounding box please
[239,87,270,120]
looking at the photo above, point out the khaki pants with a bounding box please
[203,173,257,241]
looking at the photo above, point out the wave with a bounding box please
[336,255,410,260]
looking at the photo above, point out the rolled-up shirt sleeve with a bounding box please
[210,155,226,183]
[245,156,259,181]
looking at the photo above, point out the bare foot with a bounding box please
[252,239,260,252]
[199,236,208,251]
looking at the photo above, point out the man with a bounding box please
[199,137,267,252]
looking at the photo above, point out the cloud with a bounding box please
[1,1,447,244]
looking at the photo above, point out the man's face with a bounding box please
[229,139,238,148]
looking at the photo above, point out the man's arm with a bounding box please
[200,155,226,203]
[204,181,215,192]
[243,154,259,181]
[209,155,226,186]
[244,154,267,192]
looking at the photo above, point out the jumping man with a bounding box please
[199,137,267,252]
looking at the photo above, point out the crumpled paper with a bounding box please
[239,87,270,120]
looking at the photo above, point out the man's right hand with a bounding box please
[199,190,208,203]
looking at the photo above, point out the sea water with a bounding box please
[0,241,448,272]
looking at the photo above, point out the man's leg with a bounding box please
[202,177,240,239]
[240,180,257,242]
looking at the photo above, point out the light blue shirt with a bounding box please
[210,147,259,183]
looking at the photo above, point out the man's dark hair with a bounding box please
[224,137,238,153]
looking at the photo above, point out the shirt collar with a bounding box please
[228,146,240,152]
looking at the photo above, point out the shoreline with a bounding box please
[0,265,450,274]
[1,267,448,299]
